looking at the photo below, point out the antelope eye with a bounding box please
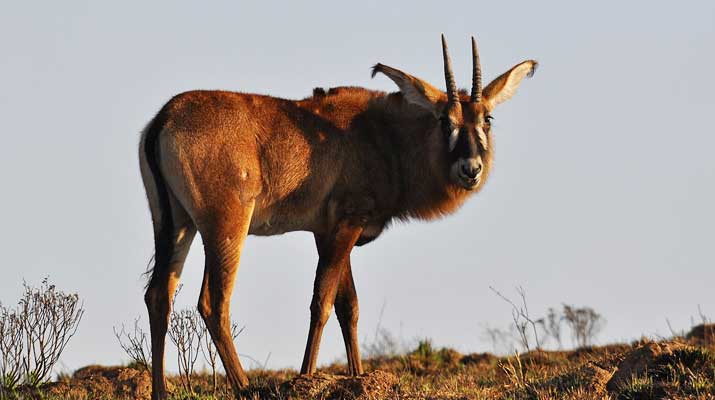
[485,115,494,123]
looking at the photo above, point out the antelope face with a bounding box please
[436,35,536,191]
[442,103,491,190]
[373,34,537,189]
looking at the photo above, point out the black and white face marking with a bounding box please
[441,113,490,190]
[443,118,460,152]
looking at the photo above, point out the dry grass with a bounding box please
[3,329,714,400]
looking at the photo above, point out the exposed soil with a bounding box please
[4,329,715,400]
[277,370,398,399]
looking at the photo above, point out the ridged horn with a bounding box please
[470,36,482,103]
[441,34,458,104]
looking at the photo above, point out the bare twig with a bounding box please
[361,301,403,358]
[543,308,563,349]
[231,322,245,341]
[697,305,710,325]
[113,317,151,371]
[18,278,84,387]
[695,305,713,343]
[373,300,387,347]
[200,323,219,393]
[200,319,244,392]
[480,324,516,355]
[665,318,685,338]
[167,286,201,393]
[562,304,604,348]
[0,305,24,390]
[489,286,541,351]
[168,307,203,394]
[198,315,247,393]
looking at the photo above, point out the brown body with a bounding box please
[139,36,536,399]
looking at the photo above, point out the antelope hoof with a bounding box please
[151,391,167,400]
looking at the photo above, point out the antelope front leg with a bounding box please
[334,258,364,375]
[300,220,363,375]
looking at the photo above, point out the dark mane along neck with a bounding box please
[299,88,492,224]
[370,93,482,222]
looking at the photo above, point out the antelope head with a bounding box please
[373,35,537,190]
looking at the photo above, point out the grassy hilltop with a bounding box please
[4,326,715,400]
[3,281,714,399]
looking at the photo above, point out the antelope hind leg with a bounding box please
[197,201,255,394]
[145,209,196,400]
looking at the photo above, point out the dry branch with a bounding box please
[489,286,541,352]
[18,278,84,387]
[113,317,151,371]
[0,305,24,389]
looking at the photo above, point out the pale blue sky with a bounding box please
[1,1,714,372]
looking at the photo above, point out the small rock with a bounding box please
[280,370,399,400]
[606,341,687,391]
[46,365,152,400]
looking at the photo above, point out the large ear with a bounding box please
[372,63,446,113]
[482,60,537,110]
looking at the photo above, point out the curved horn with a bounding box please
[441,34,458,104]
[470,36,482,103]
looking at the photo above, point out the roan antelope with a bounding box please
[139,35,536,399]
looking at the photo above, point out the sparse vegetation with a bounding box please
[0,307,24,390]
[3,283,713,399]
[544,307,564,349]
[113,317,151,372]
[168,307,204,394]
[114,287,247,396]
[4,331,715,399]
[199,319,220,394]
[360,302,404,358]
[562,304,605,348]
[0,278,84,393]
[490,285,542,352]
[486,287,607,354]
[617,374,657,399]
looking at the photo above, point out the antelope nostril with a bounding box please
[475,163,482,174]
[461,164,478,179]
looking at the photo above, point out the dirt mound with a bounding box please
[575,362,614,393]
[606,341,686,391]
[460,352,496,366]
[45,365,152,400]
[278,371,398,400]
[541,361,613,397]
[687,323,715,344]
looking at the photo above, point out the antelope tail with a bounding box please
[140,108,175,289]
